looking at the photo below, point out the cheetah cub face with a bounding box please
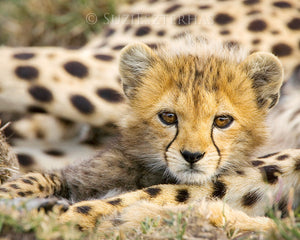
[119,40,283,184]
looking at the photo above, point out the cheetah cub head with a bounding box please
[119,40,283,184]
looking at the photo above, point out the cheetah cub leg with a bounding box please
[0,172,64,199]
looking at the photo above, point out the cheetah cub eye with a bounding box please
[214,115,234,129]
[158,112,178,126]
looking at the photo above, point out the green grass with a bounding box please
[267,206,300,240]
[0,0,117,47]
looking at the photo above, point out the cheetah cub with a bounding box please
[1,39,300,232]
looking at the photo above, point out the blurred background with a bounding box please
[0,0,119,47]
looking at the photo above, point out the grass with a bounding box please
[266,206,300,240]
[0,0,117,47]
[3,198,299,240]
[4,198,300,240]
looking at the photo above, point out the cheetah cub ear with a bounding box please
[240,52,284,110]
[119,43,156,99]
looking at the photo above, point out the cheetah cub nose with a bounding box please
[181,150,205,164]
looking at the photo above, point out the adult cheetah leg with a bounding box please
[59,184,275,232]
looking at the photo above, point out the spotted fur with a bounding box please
[0,39,299,233]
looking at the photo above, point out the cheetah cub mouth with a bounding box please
[119,39,283,185]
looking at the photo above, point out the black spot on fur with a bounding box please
[164,4,181,13]
[251,160,265,166]
[273,1,292,8]
[107,198,122,206]
[63,61,88,78]
[36,130,45,139]
[13,53,35,60]
[27,105,47,113]
[124,24,132,32]
[131,13,152,19]
[10,184,20,189]
[248,19,267,32]
[17,192,26,197]
[77,225,84,231]
[105,28,115,37]
[277,154,289,161]
[236,170,245,175]
[176,14,197,26]
[44,149,64,157]
[28,176,38,182]
[175,189,190,203]
[199,5,211,9]
[258,152,279,159]
[15,66,39,81]
[2,124,22,141]
[94,54,114,61]
[112,44,126,50]
[70,94,95,114]
[147,43,159,49]
[220,30,230,35]
[243,0,259,5]
[96,88,124,103]
[252,39,261,44]
[272,43,293,57]
[247,10,261,15]
[38,184,45,192]
[58,117,74,126]
[17,153,34,167]
[144,187,161,197]
[287,18,300,30]
[259,165,282,184]
[157,30,166,36]
[135,26,151,36]
[242,190,262,207]
[29,85,53,102]
[25,191,33,195]
[214,13,234,25]
[22,179,33,185]
[212,181,227,199]
[0,188,8,192]
[76,205,91,214]
[271,30,280,35]
[295,160,300,171]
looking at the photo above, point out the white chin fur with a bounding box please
[166,149,213,184]
[173,169,211,184]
